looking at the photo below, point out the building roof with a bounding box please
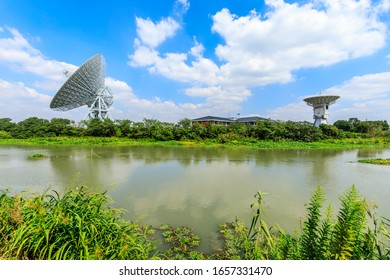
[236,116,269,122]
[192,115,272,123]
[192,116,232,122]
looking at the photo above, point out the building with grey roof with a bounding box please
[192,115,271,126]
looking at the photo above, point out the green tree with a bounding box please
[173,118,193,140]
[284,121,323,142]
[0,118,16,132]
[228,121,248,137]
[334,120,354,132]
[11,117,51,138]
[190,122,206,139]
[114,119,133,137]
[152,121,175,141]
[319,124,339,138]
[49,118,74,136]
[205,123,227,139]
[84,119,116,137]
[128,121,146,139]
[248,120,276,140]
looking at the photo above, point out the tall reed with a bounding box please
[0,187,156,260]
[1,185,389,260]
[218,185,390,260]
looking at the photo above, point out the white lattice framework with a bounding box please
[50,54,113,121]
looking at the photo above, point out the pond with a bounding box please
[1,145,390,252]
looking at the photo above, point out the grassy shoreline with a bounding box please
[1,136,390,149]
[1,186,389,260]
[358,158,390,165]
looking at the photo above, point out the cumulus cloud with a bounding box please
[267,101,312,122]
[129,0,389,117]
[0,26,217,122]
[105,77,235,122]
[0,27,76,88]
[0,79,81,121]
[135,17,180,49]
[0,27,90,120]
[2,0,390,123]
[212,0,387,86]
[268,71,390,122]
[325,72,390,101]
[174,0,190,18]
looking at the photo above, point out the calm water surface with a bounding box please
[1,145,389,251]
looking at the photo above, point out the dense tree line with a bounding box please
[0,116,389,142]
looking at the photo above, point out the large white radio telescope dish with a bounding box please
[50,54,113,121]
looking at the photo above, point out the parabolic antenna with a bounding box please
[50,54,113,121]
[304,95,339,126]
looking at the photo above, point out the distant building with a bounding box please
[236,116,269,125]
[191,116,232,126]
[192,115,271,126]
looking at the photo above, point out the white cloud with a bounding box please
[0,27,77,87]
[105,77,235,122]
[0,26,218,122]
[174,0,190,18]
[185,86,250,107]
[267,101,312,122]
[129,0,389,117]
[268,71,390,122]
[0,79,85,121]
[212,0,387,86]
[0,79,50,103]
[377,0,390,13]
[2,0,390,123]
[130,40,220,85]
[135,17,180,48]
[128,41,160,67]
[325,72,390,101]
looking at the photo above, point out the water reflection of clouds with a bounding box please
[49,151,141,192]
[125,161,253,219]
[2,145,389,246]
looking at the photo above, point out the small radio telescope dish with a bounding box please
[50,54,113,121]
[304,94,339,126]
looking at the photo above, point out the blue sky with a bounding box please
[1,0,390,123]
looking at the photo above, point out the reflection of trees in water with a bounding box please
[250,148,344,168]
[5,145,390,254]
[97,146,256,166]
[304,149,345,180]
[47,147,350,191]
[356,148,388,159]
[48,146,135,193]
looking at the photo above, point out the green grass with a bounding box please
[0,187,156,260]
[1,136,390,149]
[1,185,389,260]
[358,158,390,165]
[216,186,390,260]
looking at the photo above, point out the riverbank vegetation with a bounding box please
[1,186,389,260]
[1,136,390,150]
[1,117,390,149]
[358,158,390,165]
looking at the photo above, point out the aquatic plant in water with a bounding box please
[28,153,47,159]
[358,158,390,165]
